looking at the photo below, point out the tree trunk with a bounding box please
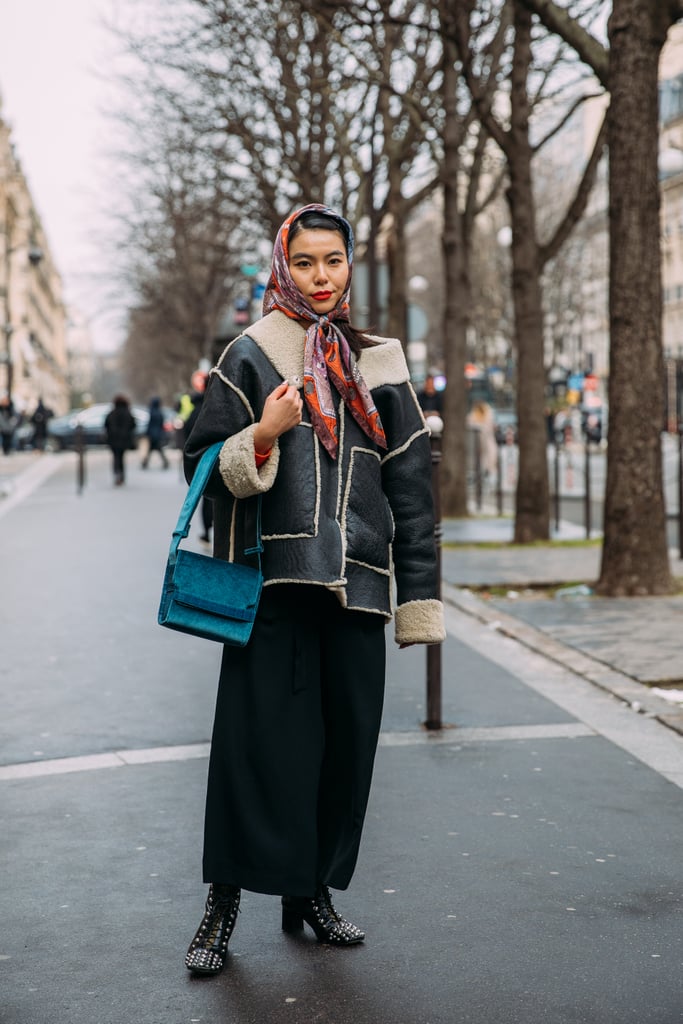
[597,0,673,594]
[440,13,468,517]
[509,1,549,542]
[385,166,409,346]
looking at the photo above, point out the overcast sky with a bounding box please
[0,0,123,351]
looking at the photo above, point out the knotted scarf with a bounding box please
[262,203,387,459]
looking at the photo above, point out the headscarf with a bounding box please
[262,203,387,459]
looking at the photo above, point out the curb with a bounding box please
[443,581,683,739]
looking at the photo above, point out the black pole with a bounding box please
[584,437,591,539]
[496,443,503,516]
[474,430,482,511]
[678,425,683,560]
[553,439,561,533]
[75,424,86,494]
[425,417,443,731]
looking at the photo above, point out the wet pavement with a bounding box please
[0,449,682,1023]
[440,516,683,735]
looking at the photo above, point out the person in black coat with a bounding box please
[141,396,169,469]
[180,204,444,976]
[30,398,53,451]
[104,395,136,486]
[0,397,17,455]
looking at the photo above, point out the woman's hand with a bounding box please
[253,381,302,453]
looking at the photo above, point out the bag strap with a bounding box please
[169,442,262,566]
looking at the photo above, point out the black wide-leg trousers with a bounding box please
[202,584,386,896]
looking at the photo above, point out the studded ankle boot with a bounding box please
[185,884,241,975]
[281,884,365,945]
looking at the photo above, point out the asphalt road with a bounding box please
[1,449,682,1024]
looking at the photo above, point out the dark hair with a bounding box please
[290,210,351,250]
[289,211,379,357]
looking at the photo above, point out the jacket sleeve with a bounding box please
[183,337,280,499]
[377,381,445,646]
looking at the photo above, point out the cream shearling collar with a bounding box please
[241,311,410,391]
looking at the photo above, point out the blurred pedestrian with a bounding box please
[104,394,136,486]
[183,374,213,542]
[467,400,498,477]
[554,407,573,446]
[0,397,17,455]
[181,203,444,976]
[417,373,444,417]
[30,398,53,451]
[141,396,169,470]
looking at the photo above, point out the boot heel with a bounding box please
[282,907,304,932]
[281,888,365,945]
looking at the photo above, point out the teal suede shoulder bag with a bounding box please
[158,442,263,646]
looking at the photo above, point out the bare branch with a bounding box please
[538,109,607,266]
[518,0,609,86]
[533,89,605,152]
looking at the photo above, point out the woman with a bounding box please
[183,203,444,975]
[141,396,169,470]
[467,400,498,479]
[104,395,136,486]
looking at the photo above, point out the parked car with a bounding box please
[494,408,518,445]
[46,403,175,451]
[14,418,36,450]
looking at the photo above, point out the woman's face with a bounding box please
[287,228,349,315]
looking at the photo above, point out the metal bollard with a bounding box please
[474,429,482,511]
[424,414,443,730]
[75,424,86,494]
[584,438,591,539]
[678,424,683,560]
[553,440,561,533]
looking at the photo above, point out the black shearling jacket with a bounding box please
[184,311,444,645]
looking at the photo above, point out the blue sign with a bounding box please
[567,373,584,391]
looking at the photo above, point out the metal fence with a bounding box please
[466,428,683,551]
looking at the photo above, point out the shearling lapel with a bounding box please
[246,312,306,386]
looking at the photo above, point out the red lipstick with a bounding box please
[312,291,332,300]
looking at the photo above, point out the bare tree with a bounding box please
[521,0,683,593]
[104,0,375,397]
[308,1,512,516]
[454,0,607,541]
[106,85,248,399]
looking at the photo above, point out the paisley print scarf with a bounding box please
[262,203,387,459]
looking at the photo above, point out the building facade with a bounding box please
[0,99,69,418]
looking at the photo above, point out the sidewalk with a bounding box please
[442,515,683,736]
[0,449,50,494]
[1,452,682,1023]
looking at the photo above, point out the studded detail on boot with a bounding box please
[185,884,241,975]
[281,885,365,945]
